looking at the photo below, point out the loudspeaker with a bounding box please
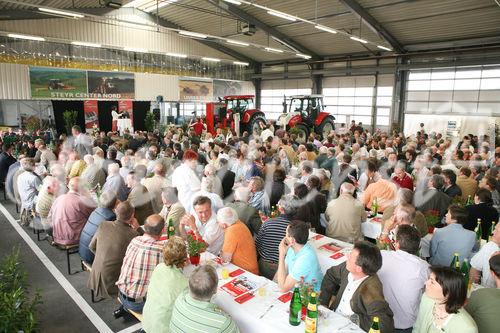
[153,108,160,121]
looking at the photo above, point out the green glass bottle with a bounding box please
[466,195,473,205]
[167,218,175,238]
[474,219,482,240]
[368,316,380,333]
[460,258,471,290]
[371,197,378,216]
[450,252,460,271]
[488,222,496,242]
[289,284,302,326]
[304,292,318,333]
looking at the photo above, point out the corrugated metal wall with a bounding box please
[135,72,179,101]
[0,63,30,99]
[0,17,230,60]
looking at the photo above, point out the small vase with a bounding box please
[189,254,201,266]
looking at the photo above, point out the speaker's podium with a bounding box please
[117,118,133,135]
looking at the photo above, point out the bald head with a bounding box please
[68,177,80,192]
[154,162,165,176]
[144,214,165,236]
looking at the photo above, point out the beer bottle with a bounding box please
[466,195,473,205]
[371,197,378,216]
[460,258,471,291]
[289,284,302,326]
[368,316,380,333]
[167,218,175,238]
[450,252,460,271]
[488,222,496,242]
[304,292,318,333]
[474,219,482,241]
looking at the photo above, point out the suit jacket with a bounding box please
[414,188,451,220]
[443,184,462,198]
[81,164,106,190]
[320,262,394,332]
[217,168,236,199]
[465,202,499,239]
[127,184,155,225]
[333,163,358,197]
[160,202,186,235]
[456,175,478,201]
[88,220,139,297]
[0,152,16,183]
[325,194,366,242]
[226,201,262,236]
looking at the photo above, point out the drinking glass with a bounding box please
[221,267,230,279]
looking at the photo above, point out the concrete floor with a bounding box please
[0,197,140,333]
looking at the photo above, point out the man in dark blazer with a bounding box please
[320,241,394,332]
[217,158,235,200]
[442,169,462,199]
[332,154,358,198]
[0,143,17,184]
[465,188,499,239]
[414,174,451,221]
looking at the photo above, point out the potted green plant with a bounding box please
[144,111,156,132]
[63,110,78,135]
[424,210,440,234]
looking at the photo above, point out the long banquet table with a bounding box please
[183,251,364,333]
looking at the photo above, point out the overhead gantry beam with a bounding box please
[338,0,405,53]
[206,0,321,60]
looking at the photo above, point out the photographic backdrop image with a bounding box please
[179,79,213,101]
[87,71,135,99]
[30,67,87,99]
[213,80,243,100]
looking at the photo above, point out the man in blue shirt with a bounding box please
[277,220,323,292]
[430,204,477,266]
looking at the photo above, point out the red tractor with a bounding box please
[206,95,267,136]
[278,95,335,143]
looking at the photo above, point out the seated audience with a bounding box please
[17,158,42,226]
[169,265,239,333]
[442,169,462,199]
[320,241,394,332]
[469,223,500,288]
[217,207,259,275]
[79,191,117,264]
[80,154,105,191]
[413,266,478,333]
[226,187,262,236]
[88,201,140,298]
[142,236,188,333]
[430,205,476,266]
[179,196,224,255]
[277,220,323,292]
[414,174,451,220]
[49,177,95,245]
[126,170,155,225]
[456,166,478,201]
[362,159,397,213]
[115,214,165,315]
[142,162,171,213]
[325,182,366,242]
[377,225,429,332]
[479,175,500,214]
[247,176,270,214]
[255,195,298,280]
[159,187,185,236]
[35,176,60,231]
[464,188,498,238]
[465,253,500,333]
[102,163,128,202]
[391,161,414,191]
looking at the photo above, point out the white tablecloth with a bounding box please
[361,215,383,239]
[308,233,353,274]
[183,252,363,333]
[117,118,133,134]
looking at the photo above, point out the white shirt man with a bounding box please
[171,155,201,206]
[470,223,500,288]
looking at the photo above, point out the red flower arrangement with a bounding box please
[186,230,208,265]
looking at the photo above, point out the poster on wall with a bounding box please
[83,100,98,132]
[87,71,135,99]
[213,80,244,99]
[29,67,88,99]
[179,79,213,101]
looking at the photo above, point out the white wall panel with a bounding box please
[261,79,312,90]
[0,17,230,59]
[135,73,179,101]
[0,63,30,99]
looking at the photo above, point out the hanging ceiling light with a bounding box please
[166,52,187,58]
[202,57,221,62]
[222,0,242,5]
[124,47,149,53]
[38,8,84,18]
[267,10,297,22]
[7,33,45,41]
[265,47,284,53]
[350,36,368,44]
[71,41,102,47]
[377,45,392,51]
[179,30,207,39]
[315,25,337,34]
[143,0,178,12]
[233,61,249,66]
[296,53,311,59]
[226,39,250,47]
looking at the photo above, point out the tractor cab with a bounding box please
[279,94,335,143]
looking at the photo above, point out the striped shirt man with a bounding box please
[255,214,292,263]
[116,234,165,300]
[170,290,239,333]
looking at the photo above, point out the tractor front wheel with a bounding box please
[318,117,335,139]
[295,124,309,144]
[247,114,266,136]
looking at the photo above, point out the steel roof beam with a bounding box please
[338,0,405,53]
[206,0,321,60]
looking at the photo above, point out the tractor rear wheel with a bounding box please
[295,124,309,144]
[247,114,266,136]
[318,117,335,139]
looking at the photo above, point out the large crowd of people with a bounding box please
[0,119,499,333]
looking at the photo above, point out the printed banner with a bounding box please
[83,100,98,132]
[29,66,135,100]
[30,67,87,99]
[87,71,135,99]
[179,79,213,101]
[213,80,244,99]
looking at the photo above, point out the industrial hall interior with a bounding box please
[0,1,500,333]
